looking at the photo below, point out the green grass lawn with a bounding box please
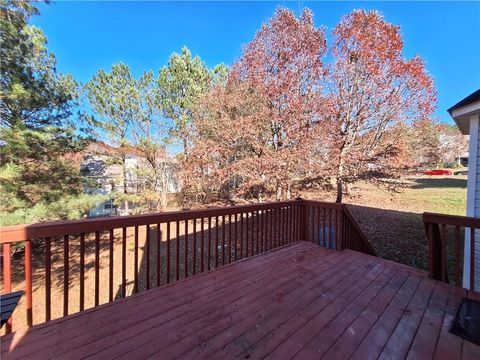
[346,175,467,215]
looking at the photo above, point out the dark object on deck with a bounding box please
[450,298,480,345]
[1,291,23,327]
[318,226,336,248]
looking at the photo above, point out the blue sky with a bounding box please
[33,1,480,124]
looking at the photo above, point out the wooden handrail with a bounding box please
[300,200,344,210]
[0,198,379,334]
[423,212,480,228]
[0,200,301,243]
[423,211,479,290]
[0,200,302,334]
[343,205,377,256]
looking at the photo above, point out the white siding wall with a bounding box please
[464,114,480,291]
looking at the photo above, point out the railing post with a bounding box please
[3,242,12,333]
[470,227,475,290]
[337,206,345,251]
[424,217,443,281]
[296,198,307,241]
[426,221,434,278]
[423,212,480,286]
[25,239,33,327]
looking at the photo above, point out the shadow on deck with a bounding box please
[2,241,480,359]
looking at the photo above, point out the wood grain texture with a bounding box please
[2,242,479,360]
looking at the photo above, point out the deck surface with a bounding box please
[2,241,480,359]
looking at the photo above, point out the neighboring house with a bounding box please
[438,133,469,166]
[449,88,480,290]
[77,142,180,217]
[81,153,137,217]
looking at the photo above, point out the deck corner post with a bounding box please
[424,215,443,281]
[297,198,307,241]
[337,205,345,251]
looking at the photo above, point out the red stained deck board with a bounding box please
[75,248,336,359]
[2,241,480,360]
[265,262,386,359]
[291,266,397,359]
[321,268,411,359]
[152,253,354,359]
[377,276,436,360]
[349,271,424,360]
[4,242,313,358]
[405,281,450,360]
[185,251,367,360]
[433,285,466,360]
[236,255,387,360]
[24,243,326,359]
[463,340,480,360]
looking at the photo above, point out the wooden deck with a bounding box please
[2,241,480,359]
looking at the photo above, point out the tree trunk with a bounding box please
[183,138,188,161]
[335,148,346,204]
[156,192,161,212]
[335,177,343,203]
[161,164,168,208]
[122,154,130,213]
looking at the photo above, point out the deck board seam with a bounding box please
[306,266,399,359]
[378,277,435,359]
[289,264,395,359]
[352,272,424,359]
[320,266,410,358]
[59,248,343,358]
[233,257,375,359]
[277,262,386,359]
[175,251,369,359]
[341,270,414,359]
[101,250,363,359]
[258,261,386,359]
[5,245,330,357]
[405,281,452,360]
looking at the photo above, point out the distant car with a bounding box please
[424,169,453,176]
[454,170,468,176]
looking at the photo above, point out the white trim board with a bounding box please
[464,114,480,289]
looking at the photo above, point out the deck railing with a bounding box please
[423,212,480,290]
[0,199,372,334]
[301,200,376,255]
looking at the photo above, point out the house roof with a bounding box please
[64,141,168,166]
[449,89,480,135]
[448,89,480,114]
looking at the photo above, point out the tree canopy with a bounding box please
[185,9,328,202]
[0,0,101,224]
[184,8,437,203]
[157,47,228,159]
[1,3,445,225]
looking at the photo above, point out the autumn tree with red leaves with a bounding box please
[184,8,437,204]
[327,10,436,202]
[185,8,328,202]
